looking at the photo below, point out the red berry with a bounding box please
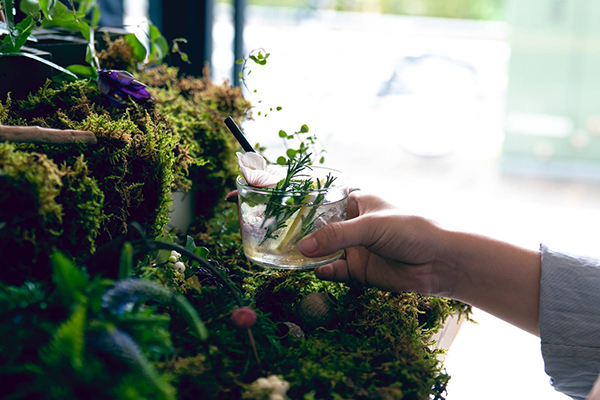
[231,307,257,329]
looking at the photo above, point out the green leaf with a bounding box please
[148,23,168,62]
[319,156,325,164]
[184,235,196,252]
[41,2,84,31]
[277,156,287,165]
[79,22,98,68]
[235,58,243,64]
[118,242,134,280]
[276,106,282,111]
[155,235,174,264]
[50,250,88,305]
[125,33,146,62]
[193,246,209,260]
[153,36,169,60]
[171,37,189,63]
[249,54,267,66]
[4,0,16,45]
[278,130,287,138]
[38,0,56,20]
[286,148,297,159]
[1,15,35,53]
[300,124,309,133]
[90,5,100,28]
[0,52,77,78]
[66,64,96,78]
[173,293,208,340]
[19,0,41,15]
[77,0,96,16]
[40,299,87,369]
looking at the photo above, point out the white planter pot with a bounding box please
[167,190,195,235]
[431,312,465,361]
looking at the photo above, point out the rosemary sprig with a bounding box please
[259,152,313,244]
[296,173,337,242]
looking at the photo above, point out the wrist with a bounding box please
[438,229,542,335]
[434,228,476,301]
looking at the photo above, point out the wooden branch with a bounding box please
[0,125,97,145]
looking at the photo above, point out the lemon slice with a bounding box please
[270,206,307,254]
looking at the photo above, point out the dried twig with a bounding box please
[0,125,97,145]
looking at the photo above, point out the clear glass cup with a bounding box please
[236,167,348,269]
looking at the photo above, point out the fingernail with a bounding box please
[298,237,318,255]
[315,265,333,278]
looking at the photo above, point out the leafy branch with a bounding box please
[259,152,313,244]
[277,123,327,166]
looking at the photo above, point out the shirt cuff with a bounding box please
[539,244,600,400]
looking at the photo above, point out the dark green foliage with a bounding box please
[0,249,207,400]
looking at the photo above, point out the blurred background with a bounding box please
[123,0,598,398]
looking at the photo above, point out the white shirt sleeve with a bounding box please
[539,244,600,400]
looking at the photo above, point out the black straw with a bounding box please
[224,116,255,153]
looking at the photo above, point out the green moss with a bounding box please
[56,155,105,257]
[1,79,190,246]
[138,207,458,399]
[0,144,104,284]
[137,65,251,222]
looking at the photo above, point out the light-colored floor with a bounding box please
[220,6,600,399]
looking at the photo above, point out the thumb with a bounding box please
[298,216,376,258]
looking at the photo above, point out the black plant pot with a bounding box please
[0,47,54,100]
[28,29,89,67]
[28,27,129,69]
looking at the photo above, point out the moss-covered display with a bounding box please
[0,32,471,400]
[0,202,466,399]
[136,206,467,400]
[0,79,190,282]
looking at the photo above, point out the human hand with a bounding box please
[298,192,461,297]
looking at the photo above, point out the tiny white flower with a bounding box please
[174,261,185,274]
[254,377,270,389]
[170,250,181,259]
[237,152,286,188]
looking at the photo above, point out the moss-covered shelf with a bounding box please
[0,42,469,399]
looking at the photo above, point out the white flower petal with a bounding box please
[237,152,267,171]
[237,152,285,188]
[240,166,282,187]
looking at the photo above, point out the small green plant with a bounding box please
[237,48,327,166]
[0,0,78,77]
[0,0,169,80]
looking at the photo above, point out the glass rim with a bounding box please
[236,166,347,195]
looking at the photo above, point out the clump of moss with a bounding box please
[138,64,251,222]
[97,35,138,71]
[2,79,191,241]
[0,143,104,284]
[0,79,193,282]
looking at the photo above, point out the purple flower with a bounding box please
[97,69,152,103]
[87,328,175,398]
[102,279,173,314]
